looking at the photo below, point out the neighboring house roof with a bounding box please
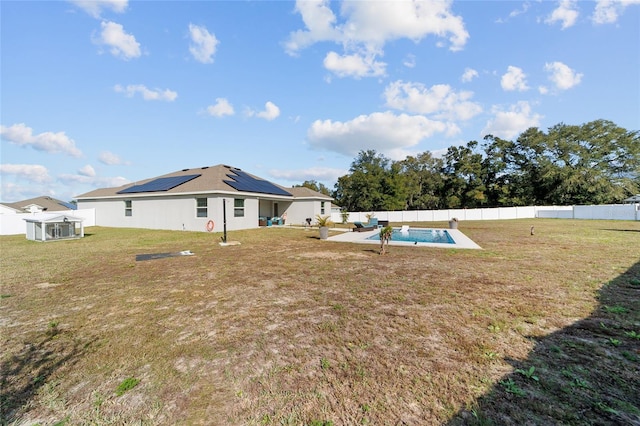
[3,196,76,212]
[288,186,334,200]
[623,194,640,203]
[75,164,333,201]
[23,213,83,223]
[0,204,21,214]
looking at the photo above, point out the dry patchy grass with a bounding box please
[1,219,639,425]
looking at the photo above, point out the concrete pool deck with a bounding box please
[326,227,482,250]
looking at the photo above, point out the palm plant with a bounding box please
[379,225,393,254]
[315,214,333,227]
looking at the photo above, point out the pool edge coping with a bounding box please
[325,227,482,250]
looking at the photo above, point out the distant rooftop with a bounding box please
[2,196,76,212]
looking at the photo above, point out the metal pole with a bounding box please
[223,199,228,243]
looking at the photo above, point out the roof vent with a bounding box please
[201,166,209,169]
[181,169,189,172]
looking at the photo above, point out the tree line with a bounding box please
[296,119,639,211]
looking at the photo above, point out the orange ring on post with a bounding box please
[206,220,214,232]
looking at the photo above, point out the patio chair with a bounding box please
[352,222,376,232]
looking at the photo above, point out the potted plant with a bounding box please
[316,214,333,240]
[379,225,393,255]
[448,217,459,229]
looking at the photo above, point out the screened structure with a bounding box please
[24,213,84,242]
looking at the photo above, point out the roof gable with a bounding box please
[23,213,83,223]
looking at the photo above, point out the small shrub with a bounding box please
[624,331,640,340]
[500,378,525,396]
[115,377,140,396]
[515,366,539,381]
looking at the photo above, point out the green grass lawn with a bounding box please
[1,219,639,425]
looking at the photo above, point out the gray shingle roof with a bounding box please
[3,196,75,212]
[75,164,333,201]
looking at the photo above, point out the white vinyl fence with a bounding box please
[332,204,640,224]
[0,208,96,236]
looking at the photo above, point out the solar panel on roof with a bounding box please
[117,174,201,194]
[223,170,292,196]
[58,201,77,210]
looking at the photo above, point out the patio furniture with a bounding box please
[352,222,376,232]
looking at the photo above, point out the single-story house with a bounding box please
[75,164,334,232]
[24,213,85,242]
[623,194,640,204]
[2,196,77,213]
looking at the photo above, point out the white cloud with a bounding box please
[497,2,532,22]
[114,84,177,101]
[286,0,469,78]
[247,101,281,121]
[323,51,386,78]
[306,111,453,160]
[384,80,482,121]
[461,67,478,83]
[544,61,583,90]
[99,151,127,165]
[94,21,141,60]
[284,0,344,53]
[78,165,96,177]
[546,0,579,29]
[501,66,529,91]
[268,167,347,183]
[0,164,52,183]
[403,54,416,68]
[188,24,219,64]
[1,123,83,157]
[482,101,543,140]
[59,173,129,188]
[592,0,640,24]
[69,0,128,18]
[206,98,235,117]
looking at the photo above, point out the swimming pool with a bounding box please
[326,226,482,249]
[366,228,455,244]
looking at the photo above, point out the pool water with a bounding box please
[366,228,455,244]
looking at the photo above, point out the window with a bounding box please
[234,198,245,217]
[321,201,325,215]
[196,198,208,217]
[125,200,132,216]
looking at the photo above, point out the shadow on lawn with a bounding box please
[601,228,640,233]
[448,261,640,426]
[0,325,95,424]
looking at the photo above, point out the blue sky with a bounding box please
[1,0,639,203]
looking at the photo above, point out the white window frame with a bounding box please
[234,198,245,217]
[196,197,208,218]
